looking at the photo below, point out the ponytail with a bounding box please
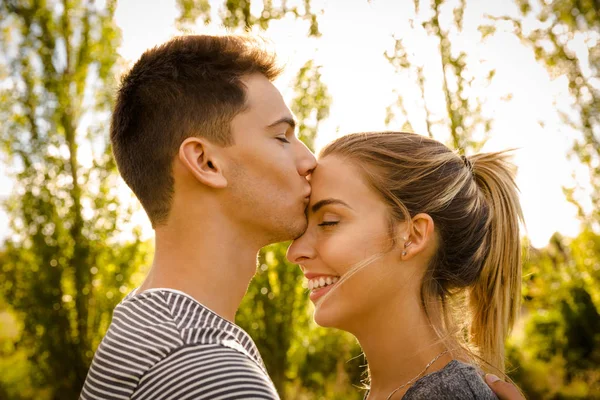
[468,151,523,373]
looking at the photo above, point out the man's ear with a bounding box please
[401,213,435,260]
[178,137,227,189]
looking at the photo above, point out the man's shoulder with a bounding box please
[131,342,280,399]
[79,290,185,399]
[80,341,279,400]
[122,289,265,360]
[80,289,277,399]
[110,288,246,346]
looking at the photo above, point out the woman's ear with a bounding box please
[401,213,435,260]
[178,137,227,189]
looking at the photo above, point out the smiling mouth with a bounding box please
[307,276,340,302]
[308,276,339,291]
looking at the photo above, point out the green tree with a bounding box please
[0,1,147,397]
[504,0,600,222]
[291,59,332,148]
[385,0,495,153]
[484,2,600,397]
[507,230,600,399]
[176,0,321,37]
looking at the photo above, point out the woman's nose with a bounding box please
[286,232,316,265]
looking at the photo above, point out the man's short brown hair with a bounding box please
[111,35,281,227]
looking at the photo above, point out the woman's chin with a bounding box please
[313,300,365,334]
[313,308,344,329]
[312,291,358,330]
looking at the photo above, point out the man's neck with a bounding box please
[138,216,261,322]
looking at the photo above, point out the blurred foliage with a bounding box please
[0,0,598,399]
[176,0,321,37]
[385,0,494,153]
[497,0,600,223]
[290,59,332,149]
[496,3,600,396]
[507,229,600,399]
[0,0,149,398]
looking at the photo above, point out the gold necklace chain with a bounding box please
[385,350,450,400]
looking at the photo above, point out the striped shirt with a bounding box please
[80,288,279,400]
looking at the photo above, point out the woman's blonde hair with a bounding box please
[320,131,523,374]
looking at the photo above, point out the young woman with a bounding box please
[287,131,524,399]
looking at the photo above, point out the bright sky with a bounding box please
[0,0,591,248]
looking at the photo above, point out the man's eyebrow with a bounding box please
[267,116,297,130]
[311,198,353,213]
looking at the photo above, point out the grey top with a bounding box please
[366,360,498,400]
[403,360,498,399]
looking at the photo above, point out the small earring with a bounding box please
[402,250,407,256]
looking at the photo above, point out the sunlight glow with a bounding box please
[0,0,587,249]
[113,0,585,248]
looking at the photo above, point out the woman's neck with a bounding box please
[353,296,452,400]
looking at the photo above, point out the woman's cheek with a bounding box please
[322,237,361,276]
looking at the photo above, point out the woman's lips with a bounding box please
[305,274,340,302]
[309,282,336,302]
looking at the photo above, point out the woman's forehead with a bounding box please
[310,156,375,204]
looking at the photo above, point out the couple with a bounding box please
[81,34,524,400]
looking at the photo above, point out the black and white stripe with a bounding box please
[80,288,279,400]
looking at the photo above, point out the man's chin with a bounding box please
[270,216,307,243]
[290,220,308,240]
[291,211,309,238]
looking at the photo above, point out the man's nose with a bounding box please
[296,141,317,177]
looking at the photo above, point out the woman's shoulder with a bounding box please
[402,360,498,400]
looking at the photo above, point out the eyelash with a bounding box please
[318,221,339,227]
[276,136,290,144]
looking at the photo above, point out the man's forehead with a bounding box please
[242,73,282,101]
[245,90,295,125]
[237,74,300,129]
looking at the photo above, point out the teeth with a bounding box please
[307,276,341,291]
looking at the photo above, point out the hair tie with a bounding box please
[461,154,473,173]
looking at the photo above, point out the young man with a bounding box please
[80,34,314,400]
[81,34,523,400]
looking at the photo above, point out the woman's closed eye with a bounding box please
[318,221,339,227]
[315,212,342,228]
[276,135,290,144]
